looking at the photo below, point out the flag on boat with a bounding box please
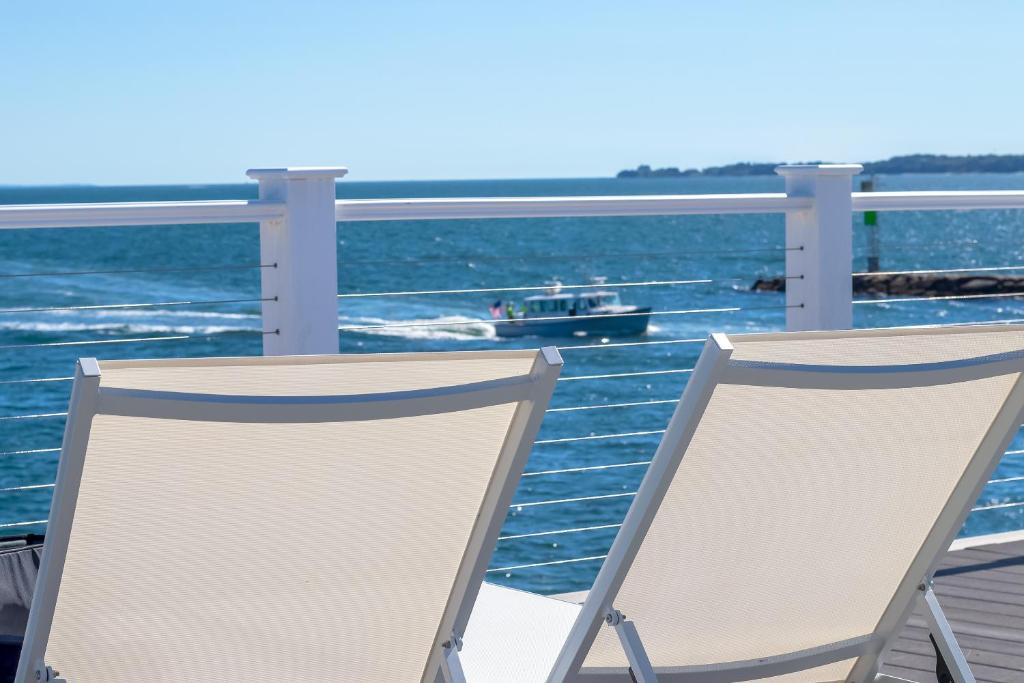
[489,300,503,319]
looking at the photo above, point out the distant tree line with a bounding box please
[616,154,1024,178]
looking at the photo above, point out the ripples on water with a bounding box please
[2,173,1024,593]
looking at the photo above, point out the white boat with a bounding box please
[492,279,651,338]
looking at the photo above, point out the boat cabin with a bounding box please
[523,291,623,315]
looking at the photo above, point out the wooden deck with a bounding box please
[880,534,1024,682]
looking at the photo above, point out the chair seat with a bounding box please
[461,582,581,682]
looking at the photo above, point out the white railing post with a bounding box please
[246,167,348,355]
[776,164,862,331]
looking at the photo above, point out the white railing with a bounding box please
[3,162,1024,584]
[5,163,1024,351]
[852,190,1024,212]
[0,199,285,229]
[333,193,809,221]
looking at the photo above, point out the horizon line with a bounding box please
[7,170,1024,189]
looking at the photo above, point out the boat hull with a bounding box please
[493,307,652,338]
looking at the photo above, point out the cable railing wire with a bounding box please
[498,523,622,542]
[523,460,652,478]
[521,451,1020,479]
[347,246,797,267]
[558,368,693,382]
[487,555,607,574]
[534,430,665,446]
[972,500,1024,512]
[0,412,66,422]
[960,318,1024,326]
[0,520,47,530]
[0,263,276,280]
[0,483,54,494]
[853,264,1024,278]
[338,303,801,333]
[859,240,980,254]
[511,491,637,509]
[855,291,1024,306]
[557,337,705,351]
[0,296,272,315]
[547,398,677,413]
[0,335,191,351]
[338,307,747,333]
[0,376,74,385]
[987,475,1024,486]
[337,278,719,299]
[1,333,271,351]
[0,448,60,457]
[884,318,1024,331]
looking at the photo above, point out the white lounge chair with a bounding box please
[463,325,1024,683]
[16,348,562,683]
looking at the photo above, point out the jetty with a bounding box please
[754,272,1024,297]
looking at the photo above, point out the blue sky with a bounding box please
[2,1,1021,184]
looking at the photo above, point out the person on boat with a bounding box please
[506,303,515,319]
[489,300,503,320]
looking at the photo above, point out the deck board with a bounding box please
[880,538,1024,682]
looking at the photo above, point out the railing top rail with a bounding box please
[0,199,286,230]
[852,190,1024,212]
[335,193,811,221]
[337,189,1024,222]
[3,188,1024,230]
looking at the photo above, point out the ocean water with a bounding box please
[3,173,1024,594]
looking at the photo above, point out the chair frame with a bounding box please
[16,349,562,683]
[546,331,1024,683]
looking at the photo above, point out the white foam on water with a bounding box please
[0,306,262,336]
[339,315,498,341]
[88,308,259,320]
[0,320,257,335]
[0,308,259,320]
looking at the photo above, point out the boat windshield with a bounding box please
[527,298,571,314]
[584,293,621,308]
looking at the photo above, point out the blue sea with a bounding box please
[3,173,1024,594]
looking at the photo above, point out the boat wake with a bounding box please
[339,315,497,341]
[88,309,259,321]
[1,307,500,340]
[0,308,262,336]
[0,320,258,335]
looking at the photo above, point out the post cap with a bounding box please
[77,358,101,377]
[246,167,349,181]
[775,164,863,177]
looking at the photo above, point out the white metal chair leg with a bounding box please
[606,609,658,683]
[919,583,975,683]
[440,634,467,683]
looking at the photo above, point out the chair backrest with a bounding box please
[550,325,1024,683]
[17,349,561,683]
